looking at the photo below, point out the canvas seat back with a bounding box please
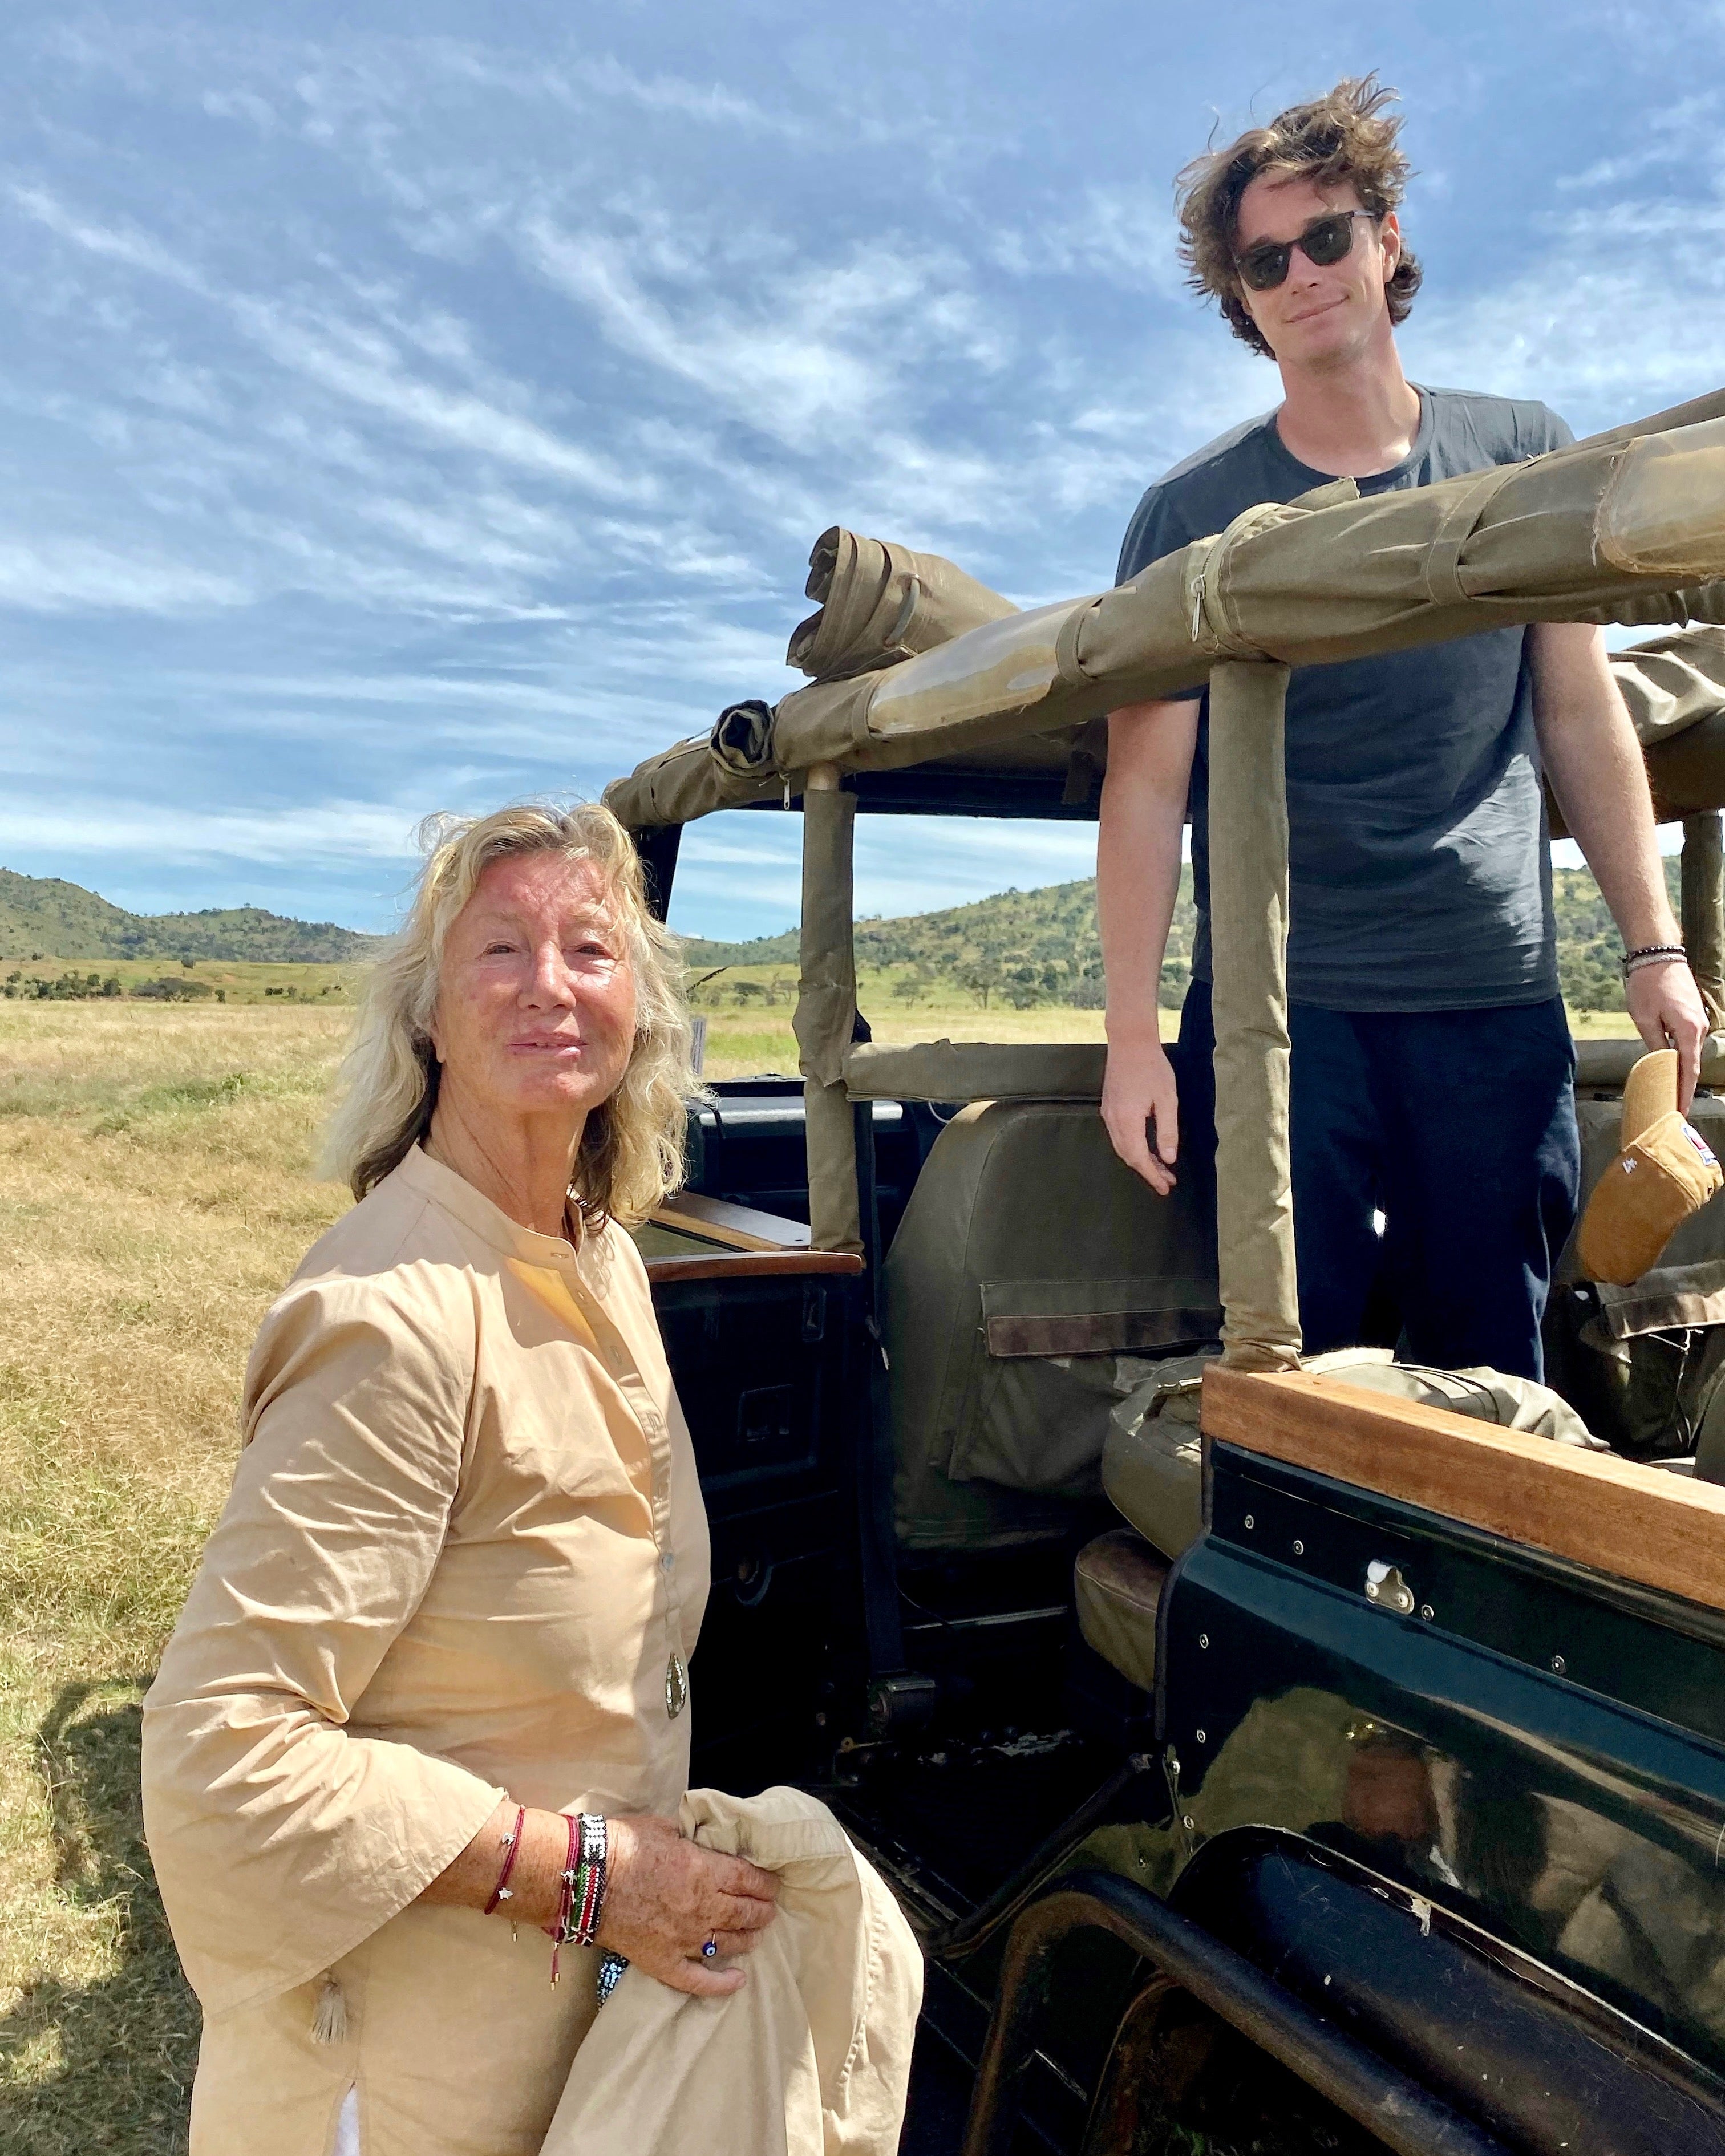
[882,1097,1219,1553]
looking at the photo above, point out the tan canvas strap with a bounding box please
[1196,484,1362,659]
[1191,509,1285,663]
[1420,462,1522,608]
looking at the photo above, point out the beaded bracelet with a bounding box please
[1622,943,1687,979]
[483,1806,525,1916]
[549,1812,580,1987]
[571,1812,608,1947]
[548,1812,609,1987]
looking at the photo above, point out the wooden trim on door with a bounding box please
[653,1191,813,1253]
[645,1249,862,1286]
[1201,1364,1725,1614]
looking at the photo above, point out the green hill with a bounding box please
[1,854,1675,1011]
[0,870,383,963]
[687,857,1679,1015]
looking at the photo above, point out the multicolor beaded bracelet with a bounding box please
[549,1812,609,1986]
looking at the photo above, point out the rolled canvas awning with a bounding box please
[787,527,1018,680]
[604,387,1725,833]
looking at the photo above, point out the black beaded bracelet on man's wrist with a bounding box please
[1622,943,1687,980]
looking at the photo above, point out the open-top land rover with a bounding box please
[604,387,1725,2155]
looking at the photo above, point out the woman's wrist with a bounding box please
[502,1808,581,1928]
[418,1800,574,1926]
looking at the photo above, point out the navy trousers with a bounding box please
[1175,982,1581,1381]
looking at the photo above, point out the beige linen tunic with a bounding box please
[141,1145,711,2156]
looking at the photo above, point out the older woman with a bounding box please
[141,804,779,2156]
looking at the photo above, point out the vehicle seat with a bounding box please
[882,1097,1220,1554]
[1073,1529,1167,1693]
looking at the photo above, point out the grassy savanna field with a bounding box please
[693,964,1119,1077]
[0,976,1654,2150]
[688,961,1641,1079]
[0,996,353,2151]
[3,958,366,1007]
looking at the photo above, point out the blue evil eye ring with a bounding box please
[700,1937,719,1960]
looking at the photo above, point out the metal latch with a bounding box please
[1364,1561,1416,1615]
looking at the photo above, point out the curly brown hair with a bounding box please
[1175,74,1422,359]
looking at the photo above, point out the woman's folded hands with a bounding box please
[423,1801,779,1996]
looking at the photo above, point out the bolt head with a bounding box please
[1198,1632,1209,1650]
[1419,1604,1436,1623]
[1196,1729,1206,1744]
[1552,1654,1566,1675]
[1182,1816,1196,1831]
[1243,1514,1255,1531]
[1292,1538,1305,1557]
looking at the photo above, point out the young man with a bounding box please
[1098,76,1706,1380]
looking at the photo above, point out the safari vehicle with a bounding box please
[605,387,1725,2155]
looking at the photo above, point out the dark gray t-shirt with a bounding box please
[1116,386,1573,1011]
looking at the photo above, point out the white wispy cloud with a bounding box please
[0,538,248,613]
[231,295,649,500]
[520,215,1000,458]
[0,797,423,865]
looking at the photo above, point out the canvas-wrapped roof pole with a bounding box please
[605,390,1725,834]
[795,764,863,1254]
[1683,812,1725,1036]
[1207,662,1301,1371]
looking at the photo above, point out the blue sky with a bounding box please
[1,3,1720,939]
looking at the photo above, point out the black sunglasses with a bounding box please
[1234,209,1382,293]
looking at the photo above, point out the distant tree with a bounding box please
[962,955,1003,1010]
[180,956,195,970]
[890,976,920,1005]
[733,980,765,1006]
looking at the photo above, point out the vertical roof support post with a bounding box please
[1207,660,1302,1372]
[1681,811,1725,1038]
[795,764,865,1254]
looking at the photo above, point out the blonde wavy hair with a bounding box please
[322,802,698,1225]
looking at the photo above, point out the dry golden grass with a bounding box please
[698,992,1121,1080]
[0,1002,352,2153]
[696,988,1634,1080]
[5,958,366,1007]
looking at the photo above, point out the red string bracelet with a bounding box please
[549,1811,580,1986]
[483,1806,526,1916]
